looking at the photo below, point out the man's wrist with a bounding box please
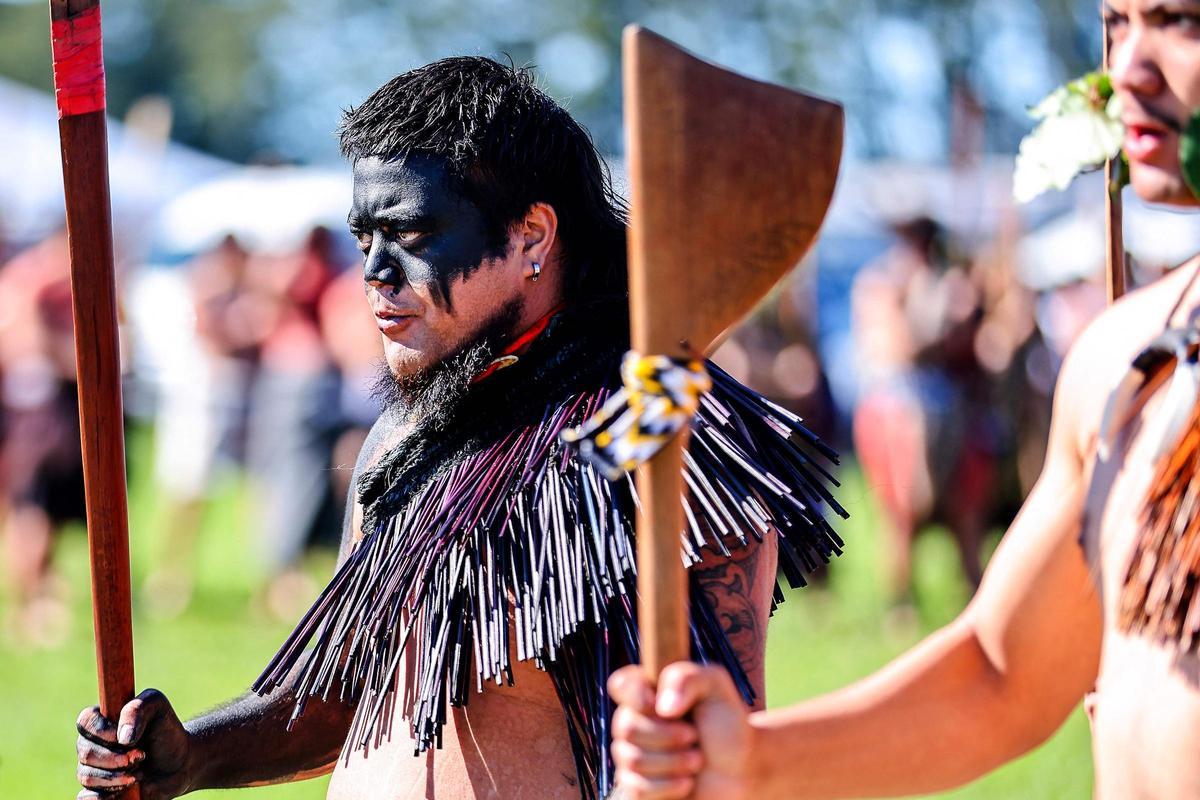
[179,722,208,794]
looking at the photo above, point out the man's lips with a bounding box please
[376,315,415,334]
[374,303,422,335]
[1123,114,1172,162]
[373,308,419,334]
[368,284,421,335]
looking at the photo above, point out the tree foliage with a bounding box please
[0,0,1102,163]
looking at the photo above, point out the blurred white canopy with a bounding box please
[154,167,353,257]
[0,76,233,249]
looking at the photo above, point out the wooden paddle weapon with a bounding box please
[47,3,139,797]
[1104,14,1127,304]
[622,26,844,676]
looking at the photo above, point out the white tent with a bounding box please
[154,166,353,257]
[0,77,234,251]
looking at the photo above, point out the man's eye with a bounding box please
[1144,8,1200,32]
[376,224,423,246]
[352,230,372,252]
[1167,11,1200,32]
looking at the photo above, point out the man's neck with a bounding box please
[472,300,566,384]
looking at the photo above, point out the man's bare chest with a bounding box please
[326,647,578,800]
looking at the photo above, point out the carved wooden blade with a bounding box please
[625,25,844,358]
[623,26,843,676]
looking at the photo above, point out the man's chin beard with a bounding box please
[371,298,524,430]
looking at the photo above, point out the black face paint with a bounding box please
[349,154,505,308]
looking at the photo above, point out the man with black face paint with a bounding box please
[73,57,843,800]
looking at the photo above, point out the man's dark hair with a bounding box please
[339,56,627,301]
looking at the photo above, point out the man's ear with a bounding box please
[520,202,559,268]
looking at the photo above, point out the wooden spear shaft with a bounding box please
[1104,15,1127,304]
[49,3,138,796]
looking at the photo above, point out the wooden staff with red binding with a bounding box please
[621,26,843,678]
[48,3,139,798]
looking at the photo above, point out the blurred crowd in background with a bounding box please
[4,0,1200,649]
[5,145,1191,647]
[0,212,384,642]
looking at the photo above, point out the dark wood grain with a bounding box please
[49,0,100,21]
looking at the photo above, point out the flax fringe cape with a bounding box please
[254,298,846,799]
[1110,319,1200,651]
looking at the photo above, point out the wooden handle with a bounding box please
[59,107,137,734]
[50,3,139,797]
[1103,14,1126,304]
[634,437,691,673]
[622,26,843,679]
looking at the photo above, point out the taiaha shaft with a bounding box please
[48,3,139,799]
[1103,14,1127,304]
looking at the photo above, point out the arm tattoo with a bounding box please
[693,535,772,681]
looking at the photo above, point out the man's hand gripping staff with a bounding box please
[76,690,191,800]
[608,26,842,799]
[609,664,756,800]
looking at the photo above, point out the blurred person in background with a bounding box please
[609,4,1200,797]
[714,276,837,453]
[144,235,261,617]
[968,239,1045,504]
[316,253,383,518]
[770,276,838,444]
[243,226,342,620]
[0,229,85,646]
[851,216,997,604]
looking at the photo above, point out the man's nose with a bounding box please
[363,234,406,288]
[1110,26,1165,99]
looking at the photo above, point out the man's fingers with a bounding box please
[78,736,144,770]
[117,688,170,746]
[612,740,703,779]
[655,662,741,719]
[608,665,655,713]
[76,705,126,752]
[612,706,698,750]
[76,763,137,791]
[614,769,694,800]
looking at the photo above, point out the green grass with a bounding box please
[763,471,1093,799]
[0,426,1091,798]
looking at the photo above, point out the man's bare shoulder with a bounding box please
[337,408,403,560]
[1053,263,1199,455]
[1071,264,1198,365]
[356,407,403,475]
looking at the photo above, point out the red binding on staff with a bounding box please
[51,4,105,118]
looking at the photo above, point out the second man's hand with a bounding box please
[609,663,758,800]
